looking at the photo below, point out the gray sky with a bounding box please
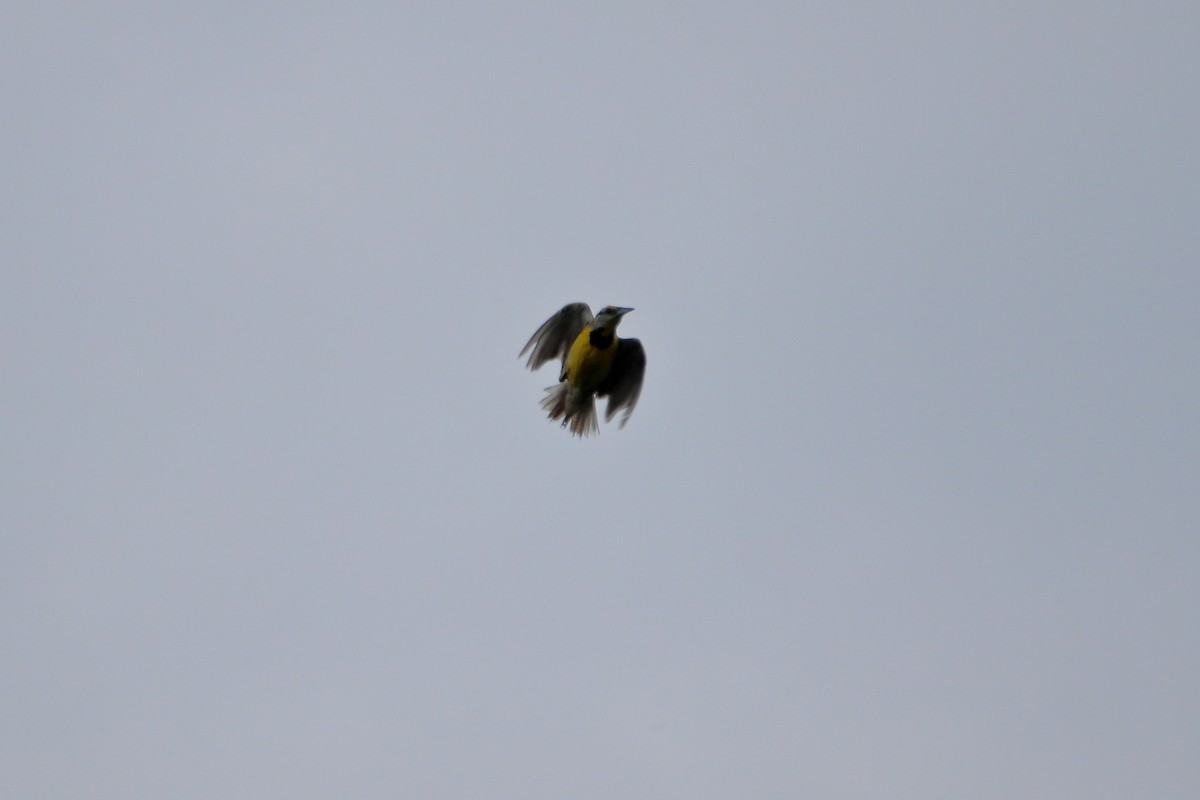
[4,3,1198,798]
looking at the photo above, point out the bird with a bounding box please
[520,303,646,437]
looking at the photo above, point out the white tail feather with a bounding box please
[540,383,599,437]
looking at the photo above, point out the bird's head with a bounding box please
[592,306,634,334]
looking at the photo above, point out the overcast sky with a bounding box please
[3,3,1198,798]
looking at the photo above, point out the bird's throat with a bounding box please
[588,329,614,348]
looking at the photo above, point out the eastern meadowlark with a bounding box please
[521,303,646,436]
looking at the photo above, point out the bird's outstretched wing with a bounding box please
[520,303,593,371]
[596,338,646,427]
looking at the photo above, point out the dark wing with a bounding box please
[596,338,646,427]
[520,303,593,371]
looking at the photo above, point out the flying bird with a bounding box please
[520,303,646,436]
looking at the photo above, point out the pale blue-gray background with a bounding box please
[4,3,1197,798]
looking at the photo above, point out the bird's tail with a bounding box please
[540,383,599,437]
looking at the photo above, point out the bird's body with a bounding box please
[521,303,646,437]
[564,327,619,390]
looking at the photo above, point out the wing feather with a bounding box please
[596,338,646,427]
[520,303,593,371]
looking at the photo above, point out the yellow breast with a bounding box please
[564,326,617,390]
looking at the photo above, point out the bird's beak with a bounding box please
[616,307,634,316]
